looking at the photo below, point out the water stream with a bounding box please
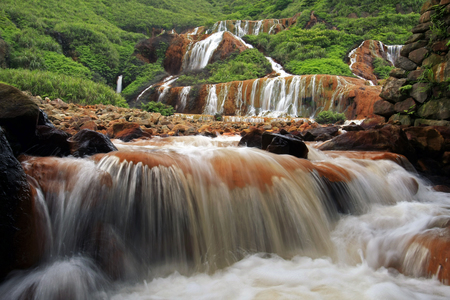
[1,136,450,299]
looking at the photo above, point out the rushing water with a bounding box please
[2,136,450,299]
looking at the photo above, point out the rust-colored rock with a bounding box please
[107,122,150,142]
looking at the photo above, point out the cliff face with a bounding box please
[378,0,450,126]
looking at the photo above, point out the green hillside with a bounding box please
[0,0,426,105]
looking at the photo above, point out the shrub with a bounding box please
[0,68,128,107]
[141,101,175,116]
[315,110,346,124]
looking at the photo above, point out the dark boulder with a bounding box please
[24,125,72,157]
[37,109,54,128]
[0,127,39,280]
[238,128,263,148]
[70,129,118,157]
[261,132,308,159]
[342,124,365,132]
[0,83,39,155]
[404,126,445,158]
[318,124,416,162]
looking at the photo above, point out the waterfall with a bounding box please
[183,32,224,70]
[116,75,123,93]
[266,57,291,77]
[178,86,191,112]
[203,85,219,115]
[385,44,403,67]
[157,76,178,102]
[253,20,263,35]
[3,137,450,299]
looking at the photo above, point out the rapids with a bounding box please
[1,136,450,299]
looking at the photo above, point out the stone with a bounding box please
[408,47,429,65]
[388,114,413,126]
[407,69,425,81]
[380,77,408,102]
[415,119,450,126]
[261,132,308,159]
[422,53,445,66]
[389,68,407,78]
[404,126,445,157]
[432,40,449,53]
[405,33,426,44]
[395,56,418,71]
[361,115,386,129]
[70,129,118,157]
[24,125,72,157]
[0,83,39,155]
[394,98,417,113]
[410,83,430,103]
[420,10,435,24]
[50,98,69,110]
[107,122,149,142]
[0,127,39,280]
[400,40,428,58]
[37,109,54,128]
[433,62,450,82]
[411,22,432,33]
[342,124,365,131]
[304,126,339,140]
[374,99,395,117]
[318,124,416,162]
[420,0,439,14]
[418,98,450,120]
[238,127,263,148]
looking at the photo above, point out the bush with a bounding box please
[0,68,128,107]
[315,110,346,124]
[141,101,175,116]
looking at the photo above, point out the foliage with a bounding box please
[141,101,175,116]
[0,68,127,107]
[372,57,395,79]
[121,63,166,100]
[315,110,346,124]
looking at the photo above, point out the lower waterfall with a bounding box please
[1,136,450,299]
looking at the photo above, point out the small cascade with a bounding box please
[178,86,191,112]
[253,20,263,35]
[385,44,403,66]
[268,19,280,34]
[203,85,219,115]
[157,76,178,102]
[210,18,286,36]
[348,41,374,85]
[266,57,291,77]
[4,137,450,299]
[116,75,123,93]
[183,32,225,70]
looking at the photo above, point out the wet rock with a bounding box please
[261,132,308,159]
[410,83,429,103]
[360,115,386,129]
[388,114,413,126]
[25,125,72,157]
[37,109,54,127]
[342,124,365,131]
[394,98,416,113]
[0,127,38,279]
[70,129,118,158]
[238,128,263,148]
[408,47,429,65]
[318,124,416,162]
[0,83,39,155]
[107,122,150,142]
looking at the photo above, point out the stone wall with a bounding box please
[377,0,450,126]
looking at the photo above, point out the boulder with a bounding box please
[388,114,413,126]
[107,122,150,142]
[380,77,408,103]
[394,98,416,113]
[342,124,365,131]
[238,127,263,148]
[395,56,418,71]
[25,125,72,157]
[37,109,55,128]
[0,128,40,280]
[210,31,248,64]
[261,132,308,159]
[318,124,416,162]
[408,47,429,65]
[404,126,445,157]
[0,83,39,155]
[410,83,429,103]
[70,129,118,158]
[373,99,395,117]
[418,98,450,119]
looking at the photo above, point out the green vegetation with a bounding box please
[373,57,395,79]
[141,101,175,116]
[0,68,127,107]
[0,0,426,105]
[315,110,346,124]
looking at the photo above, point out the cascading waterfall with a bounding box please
[385,44,403,66]
[157,76,178,102]
[203,85,219,115]
[183,32,225,70]
[2,136,450,299]
[253,20,263,35]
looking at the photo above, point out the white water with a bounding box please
[266,57,291,77]
[157,76,178,102]
[116,75,123,94]
[211,19,281,37]
[183,32,225,70]
[2,136,450,299]
[178,86,191,112]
